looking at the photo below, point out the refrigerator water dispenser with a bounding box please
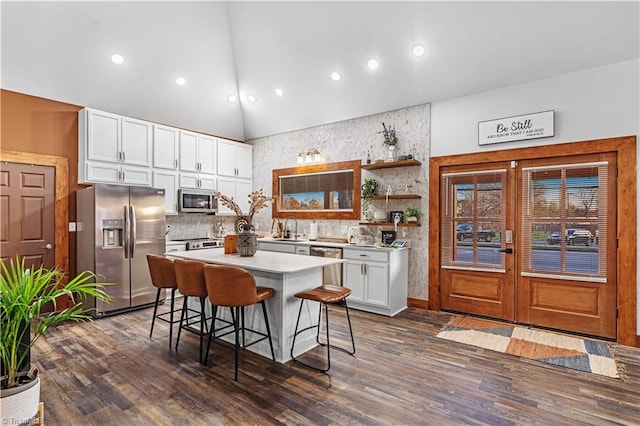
[102,219,123,248]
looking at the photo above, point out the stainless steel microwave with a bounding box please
[178,189,217,213]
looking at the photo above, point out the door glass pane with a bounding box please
[521,162,607,281]
[441,170,506,271]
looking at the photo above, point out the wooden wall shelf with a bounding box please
[358,222,421,227]
[371,194,421,200]
[361,159,422,170]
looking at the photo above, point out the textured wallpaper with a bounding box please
[250,104,431,300]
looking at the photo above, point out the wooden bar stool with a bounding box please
[173,259,210,363]
[146,254,181,349]
[203,264,275,381]
[290,285,356,372]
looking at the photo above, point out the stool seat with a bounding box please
[257,287,275,302]
[295,285,351,304]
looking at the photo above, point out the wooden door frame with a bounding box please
[1,150,69,273]
[428,136,637,346]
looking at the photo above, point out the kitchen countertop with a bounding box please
[258,236,408,251]
[165,249,344,274]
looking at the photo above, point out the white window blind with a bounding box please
[441,170,507,271]
[520,162,607,282]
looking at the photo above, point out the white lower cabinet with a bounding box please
[342,247,408,316]
[257,241,296,254]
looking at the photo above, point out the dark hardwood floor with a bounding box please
[34,301,640,425]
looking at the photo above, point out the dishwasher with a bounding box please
[309,246,343,286]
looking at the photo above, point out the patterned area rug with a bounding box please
[437,317,621,379]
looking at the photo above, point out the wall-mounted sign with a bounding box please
[478,110,554,146]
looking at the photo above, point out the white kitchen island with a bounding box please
[166,249,345,363]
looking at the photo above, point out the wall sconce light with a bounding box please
[297,148,322,164]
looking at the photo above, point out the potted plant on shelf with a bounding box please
[405,207,423,224]
[379,122,398,162]
[361,178,379,221]
[1,257,111,425]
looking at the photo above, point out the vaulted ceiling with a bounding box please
[2,1,638,141]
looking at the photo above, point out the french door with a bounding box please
[439,152,617,339]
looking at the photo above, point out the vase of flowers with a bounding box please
[215,189,272,257]
[379,122,398,162]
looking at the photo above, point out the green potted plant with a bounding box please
[361,178,379,221]
[1,257,111,424]
[405,207,423,223]
[379,122,398,162]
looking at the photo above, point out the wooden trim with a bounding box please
[428,136,637,346]
[272,160,361,220]
[407,298,428,309]
[1,150,69,275]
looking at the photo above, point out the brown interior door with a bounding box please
[0,162,56,270]
[515,153,617,338]
[439,162,516,320]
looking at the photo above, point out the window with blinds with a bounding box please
[441,170,507,271]
[520,162,607,282]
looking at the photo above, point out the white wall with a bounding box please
[431,59,639,156]
[430,59,640,333]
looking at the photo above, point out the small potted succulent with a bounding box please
[405,207,423,224]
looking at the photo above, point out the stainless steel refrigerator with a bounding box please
[77,184,166,316]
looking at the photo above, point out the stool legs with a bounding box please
[175,296,209,363]
[290,298,356,372]
[204,304,275,381]
[261,301,276,361]
[150,288,177,350]
[150,288,162,338]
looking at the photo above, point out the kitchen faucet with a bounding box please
[284,217,298,239]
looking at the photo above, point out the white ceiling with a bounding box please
[2,1,638,141]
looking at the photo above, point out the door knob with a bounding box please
[41,243,53,250]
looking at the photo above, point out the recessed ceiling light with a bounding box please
[412,44,425,57]
[367,59,378,69]
[111,54,124,64]
[247,94,257,103]
[275,88,284,97]
[227,94,237,102]
[176,77,186,85]
[331,71,341,81]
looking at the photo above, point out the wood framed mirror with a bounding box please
[272,160,361,220]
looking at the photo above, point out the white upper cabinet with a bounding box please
[79,108,152,184]
[217,176,252,215]
[179,131,216,174]
[84,109,151,166]
[153,170,179,214]
[121,116,153,166]
[153,125,179,170]
[85,109,120,163]
[217,139,252,179]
